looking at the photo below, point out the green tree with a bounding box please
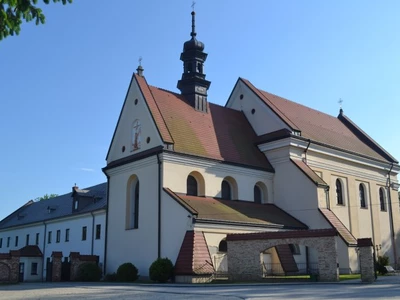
[35,193,58,201]
[0,0,72,40]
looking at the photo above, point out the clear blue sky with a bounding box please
[1,0,399,221]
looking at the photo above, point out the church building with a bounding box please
[103,9,400,282]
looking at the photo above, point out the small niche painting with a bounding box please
[131,119,141,151]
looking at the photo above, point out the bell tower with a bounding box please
[177,9,211,113]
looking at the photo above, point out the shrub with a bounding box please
[116,262,139,282]
[104,272,117,282]
[149,257,174,283]
[76,263,102,282]
[376,255,390,275]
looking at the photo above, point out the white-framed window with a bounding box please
[379,187,387,211]
[126,175,140,229]
[359,183,367,208]
[336,178,344,205]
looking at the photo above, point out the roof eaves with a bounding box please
[338,112,398,163]
[163,188,198,216]
[194,218,305,230]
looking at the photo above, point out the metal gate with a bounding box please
[61,258,71,281]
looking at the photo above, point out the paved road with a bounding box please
[1,276,400,300]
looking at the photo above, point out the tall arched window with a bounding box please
[336,179,344,205]
[379,187,386,211]
[359,184,366,208]
[254,185,262,204]
[221,180,231,200]
[127,178,139,229]
[187,175,198,196]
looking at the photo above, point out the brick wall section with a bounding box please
[227,235,339,282]
[69,252,99,281]
[51,252,63,282]
[357,238,374,283]
[0,251,20,283]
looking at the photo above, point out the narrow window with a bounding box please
[0,238,2,248]
[187,175,198,196]
[56,230,61,243]
[218,240,227,253]
[379,187,386,211]
[82,226,87,241]
[15,236,19,247]
[254,185,262,204]
[221,180,231,200]
[7,237,10,247]
[336,179,344,205]
[35,233,39,246]
[65,229,70,242]
[74,200,78,211]
[26,234,29,246]
[289,244,301,255]
[359,184,366,208]
[31,262,38,275]
[48,231,52,244]
[129,181,140,229]
[95,224,101,240]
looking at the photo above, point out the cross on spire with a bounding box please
[338,98,344,114]
[191,1,196,11]
[138,56,142,67]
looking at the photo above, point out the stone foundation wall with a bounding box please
[0,251,20,283]
[69,252,99,281]
[358,238,374,283]
[51,252,63,282]
[227,231,339,282]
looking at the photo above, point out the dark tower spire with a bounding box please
[177,8,211,113]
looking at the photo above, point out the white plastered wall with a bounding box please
[20,257,42,282]
[105,156,159,277]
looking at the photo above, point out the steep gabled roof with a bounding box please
[0,183,107,230]
[241,78,395,163]
[135,75,273,171]
[319,208,357,246]
[291,158,328,187]
[164,189,307,229]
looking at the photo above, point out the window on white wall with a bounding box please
[82,226,87,240]
[95,224,101,239]
[336,179,344,205]
[187,175,198,196]
[48,231,52,244]
[254,185,262,204]
[35,233,39,246]
[7,237,10,248]
[25,234,29,246]
[379,187,387,211]
[126,177,140,229]
[254,182,268,204]
[359,184,367,208]
[15,236,18,247]
[31,262,38,275]
[65,229,70,242]
[56,230,61,243]
[0,238,2,248]
[221,180,231,200]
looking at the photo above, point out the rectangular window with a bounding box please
[0,238,2,248]
[82,226,87,241]
[48,231,52,244]
[15,236,18,247]
[35,233,40,246]
[65,229,70,242]
[26,234,30,246]
[31,262,38,275]
[7,237,10,247]
[56,230,61,243]
[95,224,101,240]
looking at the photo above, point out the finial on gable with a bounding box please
[136,56,144,77]
[338,98,343,115]
[191,1,196,37]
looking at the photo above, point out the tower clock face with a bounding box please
[196,86,206,93]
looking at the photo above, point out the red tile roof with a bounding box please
[18,245,43,257]
[291,158,328,187]
[174,231,215,276]
[241,78,392,162]
[319,208,357,245]
[226,228,337,241]
[165,188,307,229]
[135,75,273,171]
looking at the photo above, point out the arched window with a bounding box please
[218,239,227,253]
[221,180,231,200]
[336,179,344,205]
[254,185,262,204]
[187,175,198,196]
[359,184,366,208]
[289,244,301,255]
[127,177,139,229]
[379,187,386,211]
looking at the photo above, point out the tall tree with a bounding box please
[35,193,59,201]
[0,0,72,40]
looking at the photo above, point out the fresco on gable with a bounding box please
[131,119,141,151]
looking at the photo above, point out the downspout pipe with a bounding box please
[42,221,47,282]
[90,211,95,255]
[157,153,162,258]
[103,173,110,276]
[303,139,311,163]
[387,163,397,264]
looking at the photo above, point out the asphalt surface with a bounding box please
[0,276,399,300]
